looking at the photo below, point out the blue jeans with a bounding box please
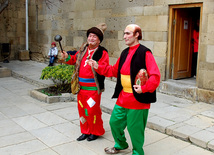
[49,56,55,65]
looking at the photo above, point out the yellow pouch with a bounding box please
[71,71,80,95]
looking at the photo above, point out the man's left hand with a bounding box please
[133,85,142,94]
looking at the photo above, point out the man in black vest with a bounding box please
[88,24,160,154]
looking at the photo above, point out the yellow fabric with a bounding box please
[71,71,80,95]
[93,115,96,124]
[121,74,133,93]
[79,100,83,108]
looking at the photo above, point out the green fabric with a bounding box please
[84,108,89,116]
[66,55,71,62]
[81,86,98,91]
[110,104,149,155]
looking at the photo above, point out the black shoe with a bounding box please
[87,134,99,141]
[77,134,90,141]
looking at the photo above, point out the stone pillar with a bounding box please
[19,50,30,61]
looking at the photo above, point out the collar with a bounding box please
[88,46,98,53]
[129,44,140,53]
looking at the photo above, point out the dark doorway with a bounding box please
[190,8,200,78]
[169,4,201,80]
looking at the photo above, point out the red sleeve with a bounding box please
[66,51,79,65]
[95,57,120,78]
[97,50,109,68]
[141,51,161,93]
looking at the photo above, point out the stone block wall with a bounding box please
[197,1,214,91]
[0,0,26,61]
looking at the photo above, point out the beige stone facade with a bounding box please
[0,0,214,103]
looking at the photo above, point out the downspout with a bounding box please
[26,0,28,50]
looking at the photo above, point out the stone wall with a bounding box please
[28,0,168,80]
[0,0,214,103]
[0,0,26,61]
[197,1,214,92]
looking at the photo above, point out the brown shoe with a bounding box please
[104,147,120,154]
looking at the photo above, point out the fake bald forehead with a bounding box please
[125,24,141,32]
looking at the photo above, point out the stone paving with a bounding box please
[0,60,214,155]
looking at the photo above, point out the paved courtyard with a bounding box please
[0,60,214,155]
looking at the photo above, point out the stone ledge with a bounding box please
[29,89,75,103]
[158,80,214,104]
[19,50,30,61]
[198,88,214,104]
[0,66,11,78]
[147,116,176,133]
[145,115,214,152]
[12,71,50,88]
[158,80,197,101]
[189,130,214,149]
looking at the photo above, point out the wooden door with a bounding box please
[172,9,192,79]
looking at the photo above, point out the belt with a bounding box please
[78,77,95,83]
[121,74,133,93]
[81,86,98,91]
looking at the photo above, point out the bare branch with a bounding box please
[0,0,9,14]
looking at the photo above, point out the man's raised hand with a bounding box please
[61,51,68,59]
[87,59,98,69]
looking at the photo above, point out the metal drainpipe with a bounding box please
[26,0,29,50]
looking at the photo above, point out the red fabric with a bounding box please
[66,47,109,135]
[66,48,109,87]
[193,30,199,53]
[51,42,56,46]
[66,52,78,65]
[77,89,105,136]
[96,44,161,109]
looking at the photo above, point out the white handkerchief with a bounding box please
[87,97,96,108]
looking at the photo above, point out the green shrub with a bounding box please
[40,64,75,95]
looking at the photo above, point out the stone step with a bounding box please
[0,66,11,78]
[11,71,50,88]
[158,79,197,101]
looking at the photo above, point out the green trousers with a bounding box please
[109,104,149,155]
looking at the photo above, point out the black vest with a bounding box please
[92,45,108,91]
[112,44,156,103]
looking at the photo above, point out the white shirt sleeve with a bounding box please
[48,48,51,56]
[53,47,58,55]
